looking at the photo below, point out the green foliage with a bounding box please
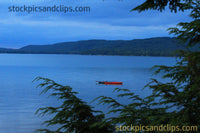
[132,0,193,12]
[34,77,114,133]
[34,1,200,132]
[168,0,200,48]
[96,0,200,131]
[94,88,170,126]
[162,0,200,126]
[0,37,184,56]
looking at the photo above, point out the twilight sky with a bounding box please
[0,0,191,48]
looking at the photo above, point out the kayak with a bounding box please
[96,81,123,85]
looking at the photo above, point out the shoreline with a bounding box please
[0,52,176,57]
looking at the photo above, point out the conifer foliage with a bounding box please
[35,0,200,132]
[34,77,113,133]
[95,0,200,130]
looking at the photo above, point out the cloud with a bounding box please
[0,16,173,48]
[0,0,192,48]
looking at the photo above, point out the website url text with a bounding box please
[8,5,90,13]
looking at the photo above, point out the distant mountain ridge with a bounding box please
[0,48,15,52]
[0,37,184,56]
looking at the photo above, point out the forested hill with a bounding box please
[0,37,185,56]
[0,48,15,52]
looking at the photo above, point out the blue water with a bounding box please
[0,54,176,133]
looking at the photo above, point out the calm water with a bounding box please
[0,54,176,133]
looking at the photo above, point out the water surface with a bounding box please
[0,54,176,133]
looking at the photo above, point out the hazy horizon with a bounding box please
[1,36,175,49]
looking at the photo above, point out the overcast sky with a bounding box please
[0,0,191,48]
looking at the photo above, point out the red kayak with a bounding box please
[97,81,123,85]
